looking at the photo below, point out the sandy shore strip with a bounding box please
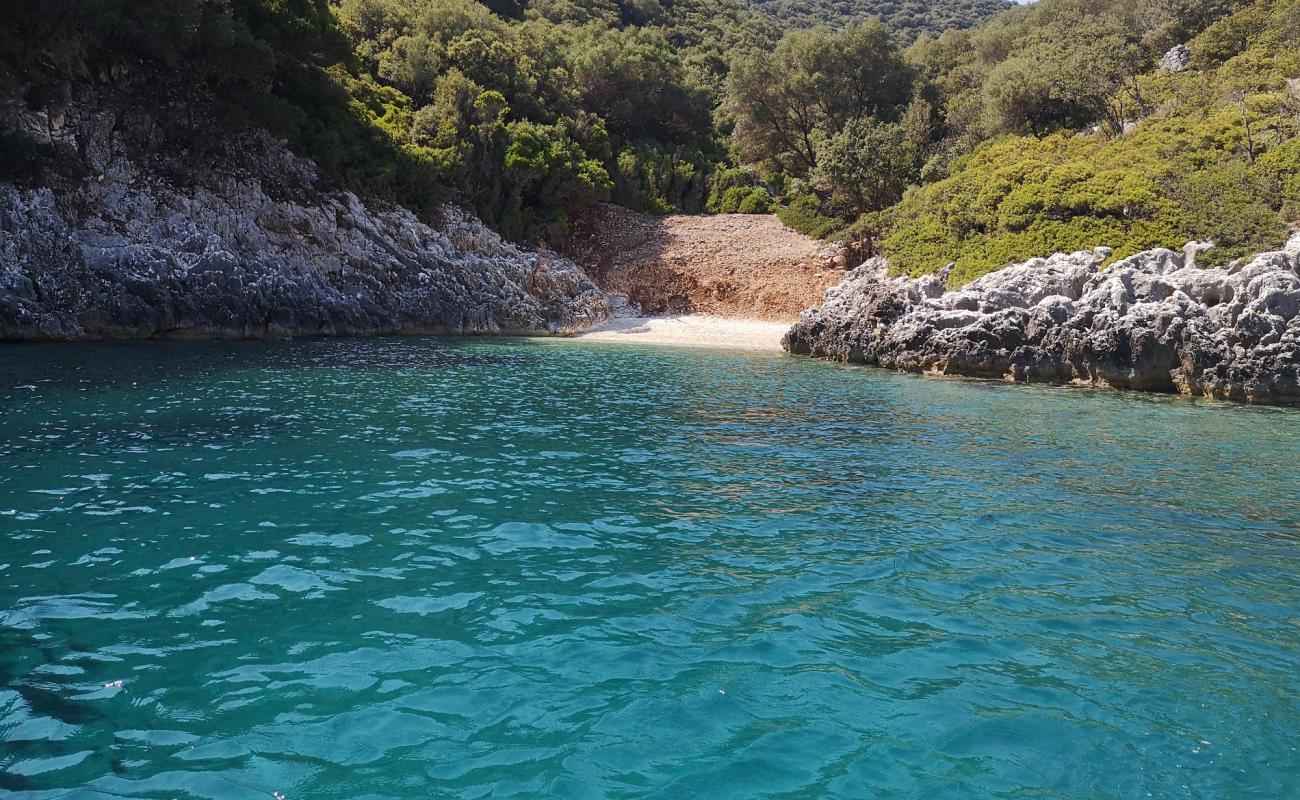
[567,315,791,351]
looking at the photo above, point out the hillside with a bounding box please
[0,2,614,340]
[2,0,1296,321]
[742,0,1299,286]
[875,0,1300,283]
[747,0,1014,40]
[0,0,775,240]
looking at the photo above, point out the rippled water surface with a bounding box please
[2,337,1298,799]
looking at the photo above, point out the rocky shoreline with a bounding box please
[5,96,1299,407]
[0,98,607,342]
[784,236,1300,404]
[0,177,607,341]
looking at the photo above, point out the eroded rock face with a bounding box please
[784,236,1300,404]
[0,134,607,341]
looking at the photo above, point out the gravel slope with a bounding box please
[559,204,846,321]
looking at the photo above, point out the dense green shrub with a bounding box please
[777,193,844,238]
[717,186,747,213]
[706,168,755,211]
[747,0,1013,41]
[1255,138,1300,222]
[880,114,1289,283]
[811,117,919,215]
[737,188,773,213]
[612,141,719,213]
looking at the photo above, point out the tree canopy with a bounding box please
[727,22,914,176]
[745,0,1014,42]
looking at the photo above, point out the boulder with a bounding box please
[1160,43,1192,72]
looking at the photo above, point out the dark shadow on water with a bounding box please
[825,357,1300,416]
[0,337,559,459]
[0,336,548,394]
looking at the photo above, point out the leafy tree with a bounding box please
[980,50,1087,137]
[501,118,614,233]
[811,118,917,215]
[569,27,712,144]
[747,0,1014,42]
[727,22,914,175]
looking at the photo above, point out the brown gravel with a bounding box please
[557,204,845,322]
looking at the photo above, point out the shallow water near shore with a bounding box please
[1,336,1298,799]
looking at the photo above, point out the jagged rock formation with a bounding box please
[784,236,1300,404]
[1160,43,1192,72]
[0,102,607,341]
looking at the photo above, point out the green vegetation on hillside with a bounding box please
[876,0,1300,281]
[746,0,1012,41]
[0,0,776,237]
[0,0,438,200]
[327,0,787,233]
[2,0,1296,279]
[738,0,1298,283]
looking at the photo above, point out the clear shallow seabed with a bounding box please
[1,337,1297,800]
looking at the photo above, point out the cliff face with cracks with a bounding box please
[0,98,608,341]
[784,236,1300,404]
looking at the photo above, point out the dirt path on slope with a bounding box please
[558,204,847,322]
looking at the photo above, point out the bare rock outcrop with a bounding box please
[0,97,607,341]
[784,236,1300,404]
[1160,43,1192,72]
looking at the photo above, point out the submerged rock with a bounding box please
[0,134,607,341]
[783,235,1300,404]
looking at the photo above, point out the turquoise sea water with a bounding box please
[1,337,1298,799]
